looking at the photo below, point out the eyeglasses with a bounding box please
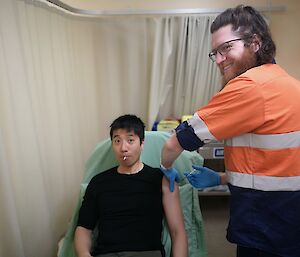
[208,38,245,62]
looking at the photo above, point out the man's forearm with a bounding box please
[161,134,183,168]
[220,172,227,185]
[171,232,188,257]
[74,226,92,257]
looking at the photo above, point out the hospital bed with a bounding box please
[58,131,207,257]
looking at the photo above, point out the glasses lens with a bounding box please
[208,52,216,62]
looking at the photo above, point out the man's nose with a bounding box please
[121,141,128,151]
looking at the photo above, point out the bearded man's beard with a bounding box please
[221,49,257,87]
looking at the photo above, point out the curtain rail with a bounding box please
[43,0,285,17]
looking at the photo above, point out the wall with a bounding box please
[61,0,300,79]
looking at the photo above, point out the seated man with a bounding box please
[74,114,188,257]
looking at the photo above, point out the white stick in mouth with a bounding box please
[123,156,127,160]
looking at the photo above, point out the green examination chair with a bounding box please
[58,131,207,257]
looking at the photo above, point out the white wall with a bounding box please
[62,0,300,80]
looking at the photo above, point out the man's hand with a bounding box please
[184,165,221,189]
[160,165,180,192]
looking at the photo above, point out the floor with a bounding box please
[198,195,236,257]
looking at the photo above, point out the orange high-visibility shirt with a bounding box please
[176,64,300,256]
[189,64,300,191]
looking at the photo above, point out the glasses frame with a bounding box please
[208,38,245,62]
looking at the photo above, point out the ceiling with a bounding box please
[46,0,285,16]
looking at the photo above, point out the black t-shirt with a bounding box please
[77,164,164,255]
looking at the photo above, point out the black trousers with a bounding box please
[94,250,162,257]
[237,246,283,257]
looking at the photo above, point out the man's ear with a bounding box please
[140,140,144,150]
[251,34,262,52]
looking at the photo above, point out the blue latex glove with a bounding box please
[160,165,180,192]
[184,165,221,189]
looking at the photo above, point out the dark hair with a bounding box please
[110,114,145,143]
[210,5,276,65]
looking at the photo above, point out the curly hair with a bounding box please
[211,5,276,65]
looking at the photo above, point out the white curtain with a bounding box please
[0,1,220,256]
[149,16,220,122]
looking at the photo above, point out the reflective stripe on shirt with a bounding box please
[226,170,300,191]
[187,113,216,143]
[225,131,300,149]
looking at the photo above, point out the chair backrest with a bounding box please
[58,131,207,257]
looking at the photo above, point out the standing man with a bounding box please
[160,5,300,257]
[75,114,187,257]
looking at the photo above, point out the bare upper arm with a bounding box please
[162,177,185,234]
